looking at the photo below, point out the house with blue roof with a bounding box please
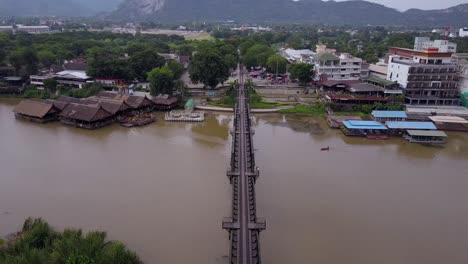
[342,120,388,138]
[385,121,437,136]
[371,110,407,122]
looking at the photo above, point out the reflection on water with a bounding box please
[1,99,468,264]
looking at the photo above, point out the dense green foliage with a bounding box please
[266,55,287,75]
[128,49,166,81]
[166,60,185,80]
[189,42,232,88]
[288,63,314,85]
[148,66,175,96]
[242,44,274,70]
[279,104,327,116]
[0,31,185,79]
[64,84,103,98]
[0,218,140,264]
[331,102,405,115]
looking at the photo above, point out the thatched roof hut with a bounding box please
[96,92,154,112]
[59,103,114,129]
[13,100,59,123]
[84,97,132,115]
[151,95,179,111]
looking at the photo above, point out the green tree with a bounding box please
[189,46,229,88]
[289,63,314,85]
[176,44,194,56]
[0,218,140,264]
[147,66,175,96]
[38,50,56,68]
[242,44,274,70]
[9,48,39,77]
[43,79,58,93]
[87,47,130,80]
[266,55,287,74]
[166,60,184,80]
[129,49,166,81]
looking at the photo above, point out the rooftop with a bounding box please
[60,103,112,122]
[342,120,387,130]
[372,111,407,119]
[385,121,437,130]
[315,53,339,62]
[406,106,468,117]
[367,76,396,86]
[406,130,447,137]
[13,100,57,118]
[428,116,468,124]
[348,83,385,93]
[55,70,90,80]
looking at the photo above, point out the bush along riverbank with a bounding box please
[0,218,141,264]
[0,83,103,100]
[279,103,327,116]
[210,81,284,109]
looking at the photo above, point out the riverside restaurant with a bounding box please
[404,130,448,144]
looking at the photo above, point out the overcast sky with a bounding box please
[332,0,467,11]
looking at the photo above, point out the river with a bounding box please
[1,99,468,264]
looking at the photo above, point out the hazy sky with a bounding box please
[333,0,467,11]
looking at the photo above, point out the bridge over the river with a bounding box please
[223,65,266,264]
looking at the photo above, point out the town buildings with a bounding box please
[16,25,50,34]
[387,47,459,106]
[459,28,468,38]
[452,53,468,107]
[414,37,457,53]
[280,48,315,64]
[368,61,388,79]
[314,52,367,81]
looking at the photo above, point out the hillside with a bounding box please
[0,0,89,17]
[0,0,122,17]
[111,0,468,26]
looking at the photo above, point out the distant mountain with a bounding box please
[110,0,468,27]
[0,0,123,17]
[1,0,466,27]
[78,0,123,13]
[0,0,88,17]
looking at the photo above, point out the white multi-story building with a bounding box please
[0,26,13,32]
[460,28,468,38]
[414,37,457,53]
[314,52,365,81]
[312,44,367,81]
[452,53,468,98]
[387,47,459,106]
[16,25,50,34]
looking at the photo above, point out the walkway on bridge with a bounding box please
[223,65,266,264]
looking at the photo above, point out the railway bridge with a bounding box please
[223,65,266,264]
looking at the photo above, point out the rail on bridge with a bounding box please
[223,65,266,264]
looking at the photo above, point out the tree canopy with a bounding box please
[147,65,175,96]
[166,60,185,80]
[242,44,274,70]
[266,55,287,74]
[0,218,140,264]
[129,49,166,81]
[289,63,314,85]
[189,44,230,89]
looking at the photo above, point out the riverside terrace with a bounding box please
[12,93,180,129]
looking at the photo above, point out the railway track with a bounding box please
[223,65,265,264]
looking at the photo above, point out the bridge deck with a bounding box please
[223,65,265,264]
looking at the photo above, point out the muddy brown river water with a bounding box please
[1,99,468,264]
